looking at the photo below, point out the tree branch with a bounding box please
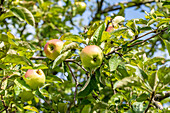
[30,57,89,74]
[94,0,104,20]
[127,27,168,48]
[154,91,170,101]
[128,30,156,44]
[91,0,155,22]
[152,100,164,110]
[144,91,155,113]
[105,27,168,56]
[101,0,155,14]
[66,62,78,105]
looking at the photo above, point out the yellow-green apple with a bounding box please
[44,39,64,60]
[19,90,34,101]
[80,45,103,70]
[75,2,86,14]
[24,69,45,90]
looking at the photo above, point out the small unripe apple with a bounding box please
[20,90,34,101]
[106,26,114,32]
[24,69,45,90]
[44,39,64,60]
[75,2,86,14]
[80,45,103,70]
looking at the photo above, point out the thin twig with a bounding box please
[72,61,89,75]
[30,57,89,74]
[105,19,112,31]
[0,108,6,113]
[128,27,168,48]
[20,23,27,37]
[66,63,78,105]
[144,91,155,113]
[128,30,156,44]
[1,95,8,113]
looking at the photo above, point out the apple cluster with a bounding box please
[22,23,114,92]
[44,39,103,70]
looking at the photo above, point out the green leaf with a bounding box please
[78,74,98,98]
[60,33,85,43]
[35,89,45,99]
[164,40,170,56]
[148,72,157,89]
[101,31,111,42]
[164,72,170,84]
[46,74,64,83]
[61,42,79,53]
[87,21,103,39]
[11,7,35,26]
[114,77,140,89]
[132,102,146,113]
[58,103,68,113]
[0,34,9,42]
[157,66,170,84]
[109,56,121,72]
[126,64,148,81]
[144,57,165,66]
[110,27,128,37]
[0,11,14,21]
[81,105,91,113]
[23,106,39,113]
[136,93,149,102]
[14,78,31,91]
[10,7,25,21]
[39,88,49,97]
[93,101,109,110]
[1,78,8,90]
[14,85,21,96]
[7,32,19,46]
[3,54,30,65]
[117,65,130,77]
[92,23,105,45]
[52,50,73,69]
[163,2,170,8]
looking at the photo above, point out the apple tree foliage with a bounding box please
[0,0,170,112]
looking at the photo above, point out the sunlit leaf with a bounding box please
[52,50,73,69]
[14,78,31,91]
[23,106,39,112]
[114,77,140,89]
[3,54,30,65]
[0,11,14,21]
[60,33,85,43]
[61,42,79,53]
[11,7,35,26]
[164,40,170,56]
[109,56,121,72]
[91,23,105,45]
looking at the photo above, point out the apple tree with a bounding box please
[0,0,170,112]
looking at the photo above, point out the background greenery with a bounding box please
[0,0,169,112]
